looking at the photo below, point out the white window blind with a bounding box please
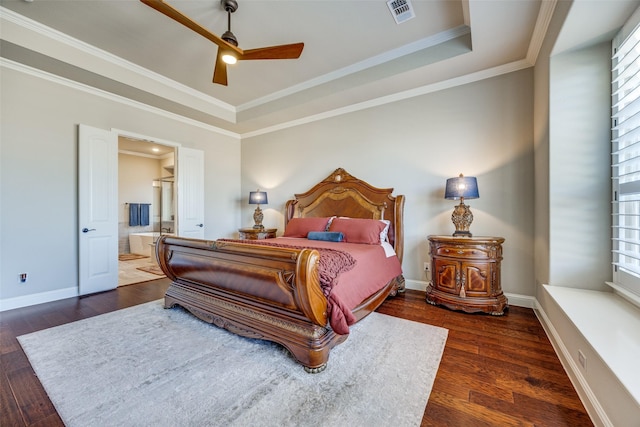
[612,23,640,299]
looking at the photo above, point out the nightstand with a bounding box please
[238,228,277,240]
[426,235,507,315]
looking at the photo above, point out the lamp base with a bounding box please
[253,205,264,229]
[451,201,474,237]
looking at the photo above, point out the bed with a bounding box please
[156,168,405,372]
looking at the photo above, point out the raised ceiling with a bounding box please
[1,0,639,136]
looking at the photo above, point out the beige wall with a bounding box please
[533,0,611,295]
[118,153,162,221]
[241,69,536,295]
[0,67,241,302]
[549,42,612,290]
[531,2,637,422]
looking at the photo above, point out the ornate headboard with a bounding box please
[285,168,405,264]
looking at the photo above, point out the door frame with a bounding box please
[113,129,181,153]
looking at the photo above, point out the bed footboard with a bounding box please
[156,235,346,372]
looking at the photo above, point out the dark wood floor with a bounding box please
[1,280,592,426]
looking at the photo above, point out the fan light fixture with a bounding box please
[140,0,304,86]
[222,54,237,64]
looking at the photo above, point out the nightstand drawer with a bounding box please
[435,245,488,258]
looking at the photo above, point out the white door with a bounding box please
[177,146,205,239]
[78,125,118,295]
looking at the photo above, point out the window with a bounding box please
[612,22,640,300]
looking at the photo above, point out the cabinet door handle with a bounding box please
[457,250,464,254]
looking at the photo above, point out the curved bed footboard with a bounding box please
[156,235,345,372]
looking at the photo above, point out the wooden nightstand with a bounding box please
[238,228,277,240]
[426,235,507,315]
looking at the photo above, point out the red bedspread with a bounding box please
[221,237,403,334]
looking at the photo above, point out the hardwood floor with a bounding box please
[1,282,592,426]
[377,291,593,426]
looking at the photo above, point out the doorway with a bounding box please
[78,125,204,295]
[117,136,175,286]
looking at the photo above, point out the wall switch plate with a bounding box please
[424,262,429,271]
[19,273,28,283]
[578,350,587,369]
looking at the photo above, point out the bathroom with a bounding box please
[118,137,175,285]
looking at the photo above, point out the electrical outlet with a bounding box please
[19,273,28,283]
[423,262,429,271]
[578,350,587,369]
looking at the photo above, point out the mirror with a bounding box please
[158,177,174,233]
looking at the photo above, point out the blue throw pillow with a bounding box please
[307,231,344,242]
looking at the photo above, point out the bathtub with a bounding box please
[128,232,173,258]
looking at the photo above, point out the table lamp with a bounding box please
[444,174,479,237]
[249,190,268,229]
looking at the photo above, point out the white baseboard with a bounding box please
[405,279,428,292]
[0,286,78,312]
[404,279,536,309]
[504,292,537,308]
[0,281,538,312]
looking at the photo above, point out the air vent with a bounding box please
[387,0,415,24]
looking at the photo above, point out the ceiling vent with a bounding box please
[387,0,415,24]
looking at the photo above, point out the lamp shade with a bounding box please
[444,175,479,200]
[249,191,268,205]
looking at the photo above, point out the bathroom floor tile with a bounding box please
[118,256,165,286]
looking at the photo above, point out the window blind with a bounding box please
[612,23,640,298]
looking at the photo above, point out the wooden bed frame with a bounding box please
[156,168,405,372]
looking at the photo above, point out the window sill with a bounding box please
[543,285,640,406]
[605,281,640,310]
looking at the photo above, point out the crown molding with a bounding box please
[0,6,236,117]
[526,0,558,65]
[0,57,241,140]
[3,51,533,141]
[237,25,472,113]
[242,58,532,139]
[2,3,550,139]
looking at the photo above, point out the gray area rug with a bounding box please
[18,300,448,427]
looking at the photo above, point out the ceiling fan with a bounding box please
[140,0,304,86]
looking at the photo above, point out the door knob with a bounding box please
[82,228,96,233]
[196,223,204,227]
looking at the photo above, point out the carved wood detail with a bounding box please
[155,168,405,371]
[427,235,507,315]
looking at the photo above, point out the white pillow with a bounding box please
[379,219,391,243]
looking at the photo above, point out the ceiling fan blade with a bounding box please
[239,43,304,61]
[213,51,228,86]
[140,0,242,55]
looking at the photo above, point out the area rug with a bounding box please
[136,265,165,276]
[18,300,448,427]
[118,253,148,261]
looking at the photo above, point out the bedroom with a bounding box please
[1,0,639,425]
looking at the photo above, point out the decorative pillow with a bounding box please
[283,217,331,238]
[328,217,387,244]
[307,231,344,242]
[334,217,390,243]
